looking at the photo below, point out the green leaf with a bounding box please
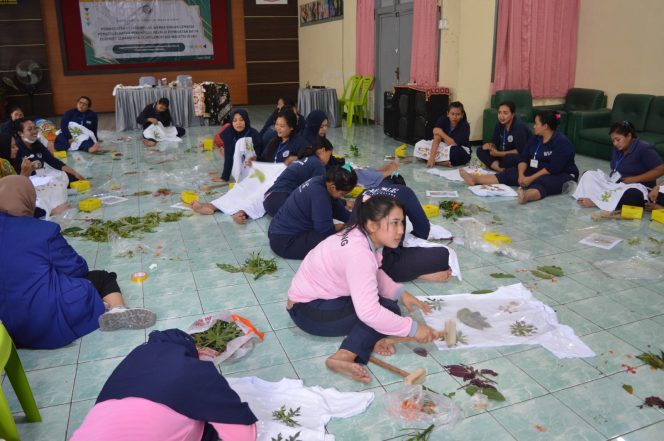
[471,289,495,294]
[482,387,506,401]
[536,265,564,277]
[457,308,492,330]
[490,273,515,278]
[635,351,664,370]
[61,226,83,236]
[531,270,554,279]
[623,384,634,394]
[464,385,479,396]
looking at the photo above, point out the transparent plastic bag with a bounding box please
[457,217,531,260]
[109,231,156,258]
[187,312,265,364]
[385,385,462,429]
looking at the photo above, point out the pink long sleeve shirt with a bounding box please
[288,227,415,337]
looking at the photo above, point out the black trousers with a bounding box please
[86,270,121,299]
[381,246,450,282]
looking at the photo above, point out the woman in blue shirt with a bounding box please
[219,108,262,182]
[477,101,532,172]
[0,106,24,136]
[259,110,308,165]
[575,121,664,210]
[268,165,357,260]
[461,110,579,204]
[427,101,471,167]
[54,96,100,152]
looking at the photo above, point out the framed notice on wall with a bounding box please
[56,0,233,75]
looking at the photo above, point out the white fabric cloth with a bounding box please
[428,223,453,240]
[468,183,518,197]
[142,122,182,143]
[211,162,286,218]
[402,233,462,281]
[29,166,68,218]
[426,165,496,182]
[572,169,649,211]
[423,283,595,359]
[227,377,374,441]
[64,122,98,151]
[231,137,256,183]
[414,139,450,162]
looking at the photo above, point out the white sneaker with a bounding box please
[98,306,157,331]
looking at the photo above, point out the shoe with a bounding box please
[98,306,157,331]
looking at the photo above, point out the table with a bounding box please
[114,86,197,132]
[297,88,340,128]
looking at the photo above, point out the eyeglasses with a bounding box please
[320,123,329,128]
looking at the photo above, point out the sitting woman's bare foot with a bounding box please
[577,198,597,208]
[142,139,157,147]
[325,350,372,384]
[418,269,452,283]
[459,169,476,186]
[517,187,528,204]
[190,201,216,215]
[50,203,72,216]
[87,144,100,153]
[232,210,247,224]
[373,338,395,357]
[437,161,452,167]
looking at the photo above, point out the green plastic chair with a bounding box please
[338,75,362,118]
[345,76,374,128]
[0,323,41,441]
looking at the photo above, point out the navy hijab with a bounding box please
[96,329,257,426]
[221,109,260,149]
[304,110,328,145]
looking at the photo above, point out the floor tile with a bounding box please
[260,301,295,330]
[143,291,203,320]
[225,362,298,382]
[72,357,124,402]
[292,355,378,392]
[78,329,146,363]
[608,319,664,353]
[567,296,650,329]
[198,284,258,311]
[617,421,664,441]
[2,364,76,409]
[14,403,70,441]
[66,399,95,439]
[17,341,80,372]
[580,331,642,375]
[274,327,344,361]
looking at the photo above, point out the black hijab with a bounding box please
[96,329,257,425]
[0,133,12,161]
[304,110,328,145]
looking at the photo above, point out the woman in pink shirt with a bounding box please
[287,195,441,384]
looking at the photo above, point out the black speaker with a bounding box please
[394,87,413,143]
[412,92,449,142]
[383,91,397,137]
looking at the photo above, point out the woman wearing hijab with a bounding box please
[219,108,262,182]
[54,95,100,152]
[0,133,31,177]
[0,176,156,349]
[71,329,257,441]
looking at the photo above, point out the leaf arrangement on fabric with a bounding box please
[61,211,190,242]
[457,308,491,330]
[271,433,302,441]
[216,251,277,280]
[190,320,243,353]
[250,168,266,183]
[498,301,520,314]
[424,297,445,311]
[509,320,538,337]
[272,406,301,427]
[443,364,505,401]
[636,351,664,370]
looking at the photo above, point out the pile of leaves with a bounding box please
[438,200,489,221]
[61,211,189,242]
[217,251,277,280]
[272,406,301,427]
[444,364,505,401]
[191,320,243,353]
[348,144,360,157]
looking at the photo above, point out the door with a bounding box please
[375,1,413,124]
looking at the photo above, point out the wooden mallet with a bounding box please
[383,320,457,348]
[368,357,427,385]
[199,182,229,191]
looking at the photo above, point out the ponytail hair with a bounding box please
[346,195,404,234]
[535,109,561,131]
[297,137,333,159]
[325,164,357,192]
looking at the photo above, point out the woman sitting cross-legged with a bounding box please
[574,121,664,211]
[268,164,357,260]
[460,110,579,204]
[0,176,156,349]
[257,109,308,165]
[287,195,441,384]
[137,98,185,147]
[54,95,101,152]
[477,101,532,172]
[219,108,263,182]
[421,101,471,168]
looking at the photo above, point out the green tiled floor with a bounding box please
[3,106,664,440]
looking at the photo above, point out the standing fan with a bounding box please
[2,60,43,114]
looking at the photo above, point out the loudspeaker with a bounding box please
[383,91,397,137]
[412,92,449,142]
[394,87,412,143]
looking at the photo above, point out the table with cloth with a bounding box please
[297,88,340,127]
[114,86,197,132]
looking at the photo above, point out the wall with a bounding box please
[41,0,249,115]
[575,0,664,105]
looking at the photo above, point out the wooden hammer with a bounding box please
[368,357,427,385]
[383,320,457,347]
[199,181,229,191]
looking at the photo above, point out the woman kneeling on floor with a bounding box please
[460,110,579,204]
[287,195,441,383]
[0,176,156,349]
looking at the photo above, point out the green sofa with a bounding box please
[482,88,606,143]
[568,93,664,160]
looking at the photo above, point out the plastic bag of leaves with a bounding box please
[384,385,462,430]
[187,312,265,364]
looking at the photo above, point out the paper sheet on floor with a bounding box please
[572,169,649,211]
[210,162,286,218]
[468,183,518,197]
[142,122,182,143]
[426,165,496,182]
[422,283,595,359]
[227,377,374,441]
[403,233,462,281]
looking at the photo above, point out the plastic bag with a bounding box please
[187,312,265,364]
[456,217,531,260]
[594,255,664,280]
[385,385,462,429]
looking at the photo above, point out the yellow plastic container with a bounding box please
[78,198,102,212]
[652,209,664,224]
[130,271,148,283]
[181,191,200,204]
[621,204,643,220]
[347,185,364,199]
[53,150,68,159]
[203,138,214,151]
[394,144,407,158]
[228,182,235,189]
[483,232,512,246]
[70,180,90,192]
[422,204,440,219]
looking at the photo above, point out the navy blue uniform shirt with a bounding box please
[266,155,325,195]
[15,136,65,173]
[260,134,309,163]
[610,138,663,188]
[519,131,579,178]
[491,117,532,154]
[361,183,430,240]
[136,104,174,129]
[434,116,470,147]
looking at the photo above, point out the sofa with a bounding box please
[568,93,664,160]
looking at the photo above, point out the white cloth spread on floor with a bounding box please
[143,122,182,143]
[231,137,256,183]
[29,166,68,218]
[64,122,98,151]
[422,283,595,359]
[426,165,496,182]
[211,162,286,218]
[402,233,462,281]
[572,169,649,211]
[468,183,518,197]
[414,139,451,162]
[226,377,374,441]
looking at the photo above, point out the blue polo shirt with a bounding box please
[519,131,579,178]
[268,176,349,237]
[266,155,325,195]
[490,118,532,154]
[260,134,308,163]
[360,183,430,240]
[610,138,663,188]
[434,116,470,147]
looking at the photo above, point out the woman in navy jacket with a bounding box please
[259,110,308,165]
[219,108,262,182]
[477,101,532,171]
[461,110,579,204]
[54,96,100,152]
[427,101,471,167]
